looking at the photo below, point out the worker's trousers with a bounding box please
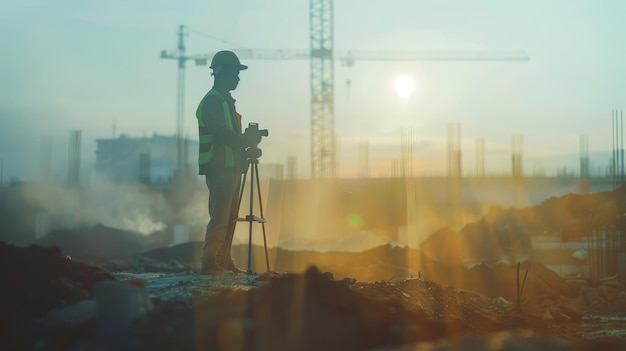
[204,170,242,251]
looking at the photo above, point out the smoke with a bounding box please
[21,181,174,235]
[114,209,167,235]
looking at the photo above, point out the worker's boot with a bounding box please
[218,250,246,274]
[200,239,227,275]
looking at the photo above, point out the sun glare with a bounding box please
[394,75,416,98]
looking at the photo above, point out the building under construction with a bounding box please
[94,134,198,184]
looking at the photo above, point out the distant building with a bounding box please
[95,134,198,183]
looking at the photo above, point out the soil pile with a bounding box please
[0,241,115,349]
[135,267,626,351]
[37,224,144,264]
[3,241,626,350]
[421,185,626,264]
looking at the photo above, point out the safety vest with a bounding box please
[196,89,240,169]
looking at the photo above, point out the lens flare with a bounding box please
[348,214,363,229]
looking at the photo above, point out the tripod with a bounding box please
[229,157,270,273]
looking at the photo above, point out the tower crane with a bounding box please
[160,25,190,176]
[161,0,529,178]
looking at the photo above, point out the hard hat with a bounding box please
[210,50,248,70]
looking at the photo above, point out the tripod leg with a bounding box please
[247,162,255,274]
[254,163,271,272]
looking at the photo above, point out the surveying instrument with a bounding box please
[227,122,270,274]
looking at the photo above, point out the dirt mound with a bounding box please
[129,242,625,317]
[421,185,626,264]
[38,224,143,264]
[4,240,626,351]
[135,267,615,351]
[137,267,457,350]
[0,241,114,326]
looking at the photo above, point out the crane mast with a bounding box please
[310,0,336,178]
[161,25,191,176]
[176,26,186,174]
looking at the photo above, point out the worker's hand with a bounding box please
[243,127,263,147]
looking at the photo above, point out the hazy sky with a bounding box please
[1,0,625,182]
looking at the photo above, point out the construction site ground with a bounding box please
[3,240,626,351]
[3,186,626,350]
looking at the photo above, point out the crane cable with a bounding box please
[185,25,233,46]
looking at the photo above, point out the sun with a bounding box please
[394,75,416,98]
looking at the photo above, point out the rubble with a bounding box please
[37,224,145,264]
[3,238,626,350]
[133,267,536,350]
[0,241,114,349]
[2,186,626,349]
[421,185,626,266]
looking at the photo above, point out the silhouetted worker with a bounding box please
[196,50,250,274]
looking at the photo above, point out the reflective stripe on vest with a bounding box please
[196,89,236,168]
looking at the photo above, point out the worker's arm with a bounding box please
[202,96,246,150]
